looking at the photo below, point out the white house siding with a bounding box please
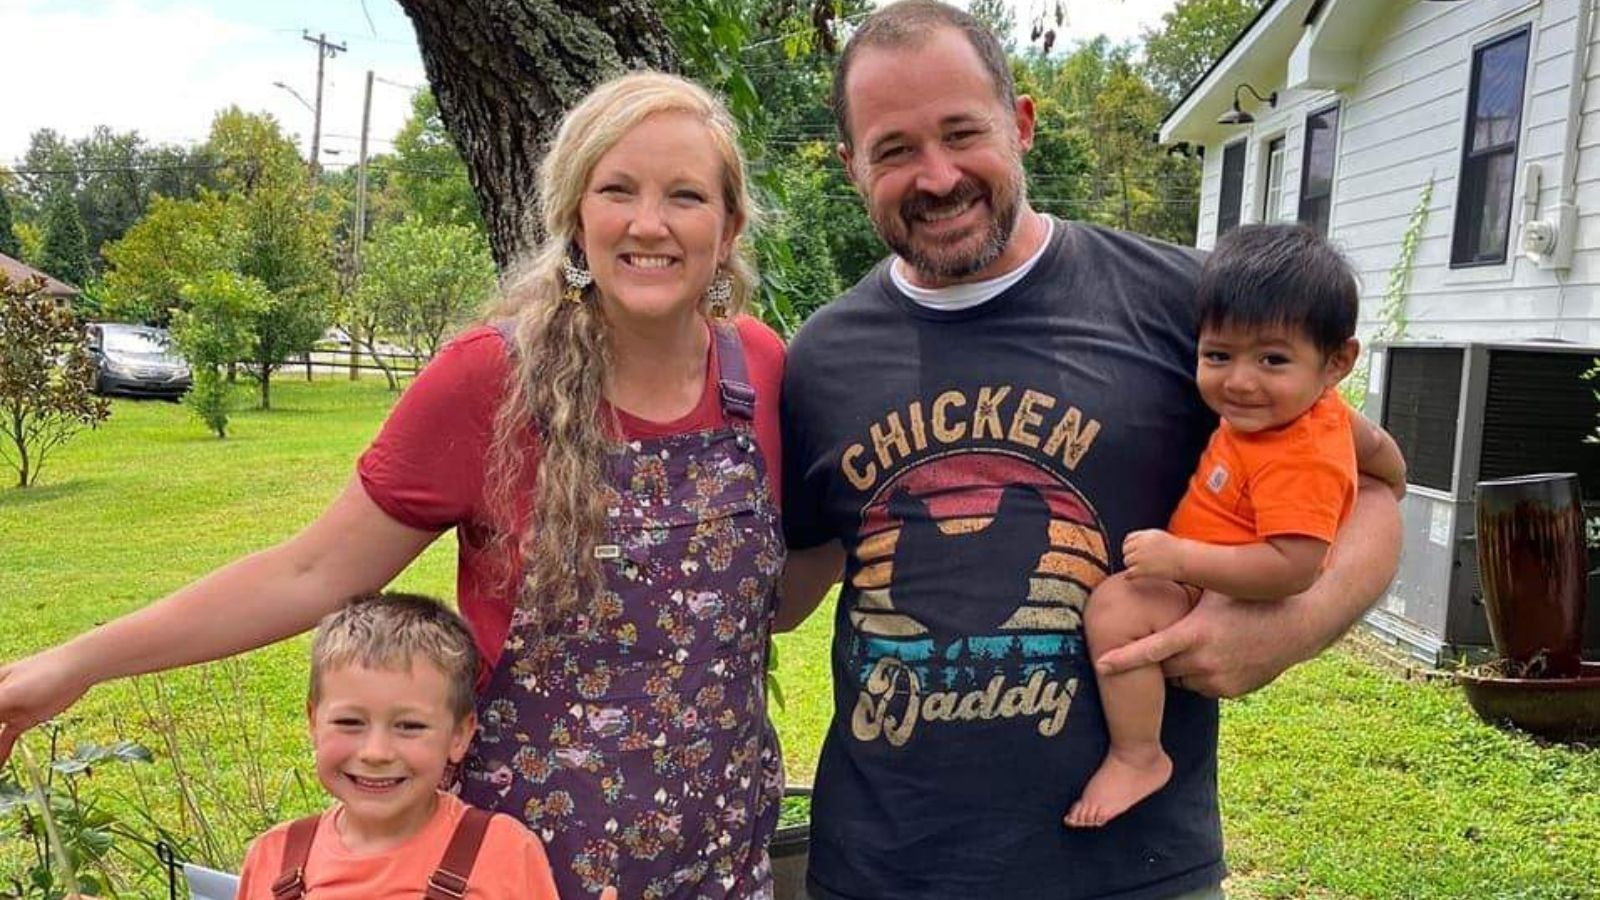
[1192,0,1600,346]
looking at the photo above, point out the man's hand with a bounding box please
[1098,477,1403,698]
[1094,589,1314,697]
[1121,529,1187,581]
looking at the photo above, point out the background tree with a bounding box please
[393,0,676,268]
[0,189,20,259]
[10,126,222,276]
[0,274,110,488]
[666,0,871,329]
[142,142,224,204]
[18,129,77,217]
[100,193,239,326]
[37,191,92,288]
[1141,0,1267,103]
[69,127,153,272]
[99,110,333,408]
[172,272,265,438]
[387,90,484,233]
[968,0,1017,50]
[13,222,44,265]
[206,107,306,197]
[225,129,335,411]
[1015,55,1100,224]
[358,219,494,367]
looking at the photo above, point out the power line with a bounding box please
[375,75,425,92]
[1,162,233,177]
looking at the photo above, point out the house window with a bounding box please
[1452,27,1531,267]
[1261,136,1286,223]
[1217,140,1246,235]
[1298,104,1340,236]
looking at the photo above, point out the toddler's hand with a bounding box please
[1122,529,1186,581]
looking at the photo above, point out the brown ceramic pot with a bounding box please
[1475,473,1588,678]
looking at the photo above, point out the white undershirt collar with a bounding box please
[890,215,1056,312]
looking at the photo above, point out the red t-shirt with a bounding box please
[358,316,785,671]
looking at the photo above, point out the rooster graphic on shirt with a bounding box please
[848,451,1111,747]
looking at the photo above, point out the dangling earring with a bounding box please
[561,253,593,304]
[704,269,733,318]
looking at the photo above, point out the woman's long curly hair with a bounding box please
[482,72,759,628]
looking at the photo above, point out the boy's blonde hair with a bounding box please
[309,593,480,721]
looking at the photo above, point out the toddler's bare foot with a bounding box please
[1063,746,1173,828]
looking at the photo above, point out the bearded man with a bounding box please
[775,3,1402,898]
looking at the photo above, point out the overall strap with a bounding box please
[712,322,756,422]
[270,814,322,900]
[424,806,496,899]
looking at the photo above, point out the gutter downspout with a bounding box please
[1546,0,1599,334]
[1560,0,1598,210]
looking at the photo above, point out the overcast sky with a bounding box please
[0,0,1180,168]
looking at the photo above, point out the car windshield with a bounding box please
[103,328,174,355]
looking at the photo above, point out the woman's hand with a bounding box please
[0,646,94,763]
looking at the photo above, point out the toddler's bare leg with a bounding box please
[1064,572,1194,828]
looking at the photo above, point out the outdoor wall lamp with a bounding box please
[1217,83,1278,125]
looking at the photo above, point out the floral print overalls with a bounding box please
[459,323,784,900]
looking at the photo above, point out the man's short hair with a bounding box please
[831,0,1016,149]
[309,592,480,721]
[1196,224,1360,356]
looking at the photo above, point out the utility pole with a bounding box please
[350,70,374,380]
[303,31,346,187]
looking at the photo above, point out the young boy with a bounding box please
[1065,224,1406,828]
[235,592,561,899]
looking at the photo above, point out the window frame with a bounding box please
[1297,102,1341,237]
[1260,135,1287,223]
[1450,24,1533,269]
[1217,138,1248,236]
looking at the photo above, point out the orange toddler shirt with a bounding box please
[1167,388,1357,546]
[235,791,559,900]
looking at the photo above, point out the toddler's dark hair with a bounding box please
[1196,224,1358,355]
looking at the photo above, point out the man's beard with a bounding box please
[874,167,1024,282]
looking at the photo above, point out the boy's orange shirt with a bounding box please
[1167,388,1357,546]
[235,791,558,900]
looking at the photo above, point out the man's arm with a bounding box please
[1350,410,1407,499]
[776,541,845,632]
[1096,477,1401,698]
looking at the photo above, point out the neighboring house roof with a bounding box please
[1158,0,1394,146]
[0,252,80,297]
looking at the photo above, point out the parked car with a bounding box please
[86,323,192,399]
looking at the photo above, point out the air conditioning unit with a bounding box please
[1361,341,1600,667]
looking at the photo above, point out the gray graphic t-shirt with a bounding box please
[782,220,1224,900]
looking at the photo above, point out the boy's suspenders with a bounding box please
[270,805,496,898]
[422,807,494,900]
[270,815,320,900]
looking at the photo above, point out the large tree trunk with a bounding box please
[394,0,678,270]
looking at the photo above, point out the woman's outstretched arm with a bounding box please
[0,477,439,761]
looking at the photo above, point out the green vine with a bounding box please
[1341,175,1434,407]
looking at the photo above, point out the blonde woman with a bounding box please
[0,72,787,899]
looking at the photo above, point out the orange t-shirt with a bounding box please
[235,792,558,900]
[1167,388,1357,546]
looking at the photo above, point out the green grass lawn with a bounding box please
[3,379,1597,898]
